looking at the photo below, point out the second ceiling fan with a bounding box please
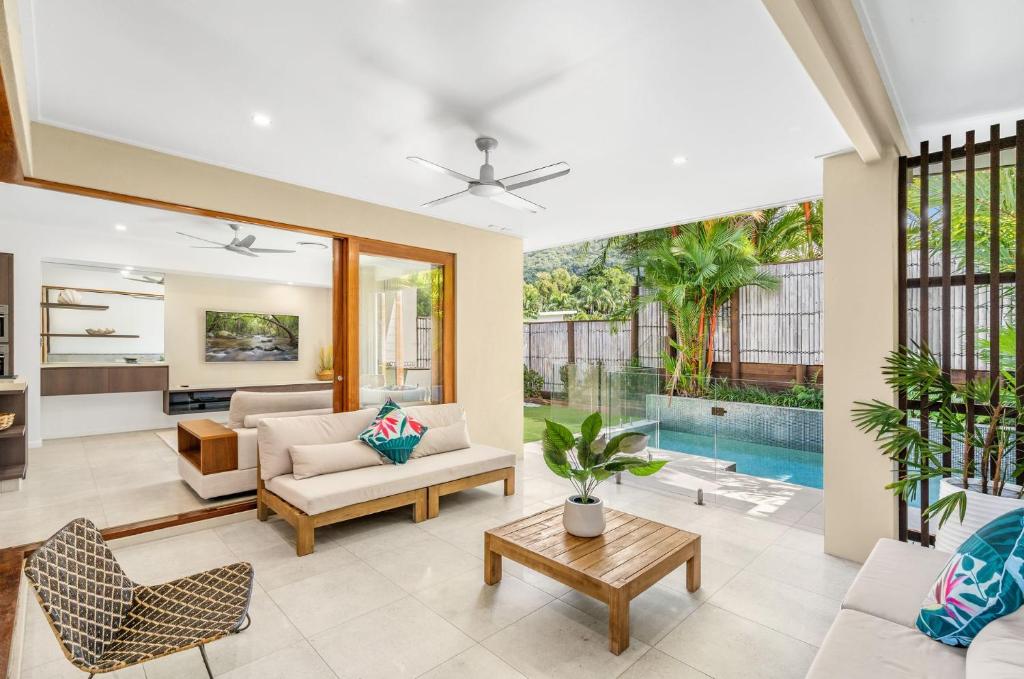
[408,137,569,213]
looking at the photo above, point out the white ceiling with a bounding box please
[0,182,333,286]
[17,0,849,251]
[857,0,1024,148]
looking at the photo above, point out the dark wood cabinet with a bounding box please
[41,365,169,396]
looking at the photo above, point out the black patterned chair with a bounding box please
[23,518,254,678]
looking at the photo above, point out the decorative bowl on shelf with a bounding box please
[85,328,117,336]
[0,413,14,431]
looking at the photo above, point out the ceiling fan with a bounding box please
[177,223,296,258]
[408,137,569,213]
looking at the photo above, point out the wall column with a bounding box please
[822,149,899,562]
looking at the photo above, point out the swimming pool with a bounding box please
[656,429,824,489]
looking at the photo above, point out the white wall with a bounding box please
[164,273,331,388]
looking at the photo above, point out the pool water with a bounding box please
[656,429,824,489]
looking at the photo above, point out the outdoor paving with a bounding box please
[17,440,850,679]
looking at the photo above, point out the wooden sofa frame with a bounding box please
[256,459,516,556]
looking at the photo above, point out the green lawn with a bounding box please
[523,405,628,442]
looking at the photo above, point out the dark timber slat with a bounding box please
[906,270,1015,289]
[897,155,909,542]
[905,135,1017,168]
[965,131,976,479]
[1016,120,1024,482]
[990,124,1002,497]
[941,135,953,472]
[919,140,931,545]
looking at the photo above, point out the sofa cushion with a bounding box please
[243,407,333,428]
[267,444,515,515]
[966,608,1024,678]
[257,409,377,480]
[411,420,471,458]
[358,399,427,464]
[404,403,466,429]
[843,538,951,628]
[290,440,384,480]
[916,508,1024,647]
[807,609,966,679]
[227,389,332,428]
[236,427,258,470]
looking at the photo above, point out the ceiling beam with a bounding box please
[0,0,31,180]
[762,0,908,162]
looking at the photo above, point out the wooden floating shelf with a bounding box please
[41,302,110,310]
[40,333,140,338]
[0,425,25,440]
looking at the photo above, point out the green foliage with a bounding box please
[522,266,636,320]
[205,312,298,343]
[542,412,666,502]
[523,365,544,399]
[708,381,823,410]
[851,345,1024,529]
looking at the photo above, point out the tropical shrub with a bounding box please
[523,365,544,399]
[707,381,822,410]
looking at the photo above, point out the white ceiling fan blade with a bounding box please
[407,157,475,183]
[499,162,570,191]
[247,247,296,254]
[421,189,470,208]
[189,246,226,249]
[178,231,228,246]
[491,191,545,213]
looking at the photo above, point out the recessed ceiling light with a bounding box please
[672,156,688,166]
[296,241,328,249]
[124,266,134,271]
[252,112,272,127]
[114,223,127,231]
[120,270,131,276]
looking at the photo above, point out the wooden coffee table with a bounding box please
[484,506,701,654]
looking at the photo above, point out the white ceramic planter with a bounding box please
[936,478,1024,552]
[563,496,605,537]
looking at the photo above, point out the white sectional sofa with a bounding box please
[808,538,1024,679]
[177,389,333,499]
[256,403,517,555]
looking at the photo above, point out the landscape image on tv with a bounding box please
[205,311,299,362]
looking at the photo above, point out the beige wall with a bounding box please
[30,123,525,454]
[822,149,899,562]
[164,273,332,389]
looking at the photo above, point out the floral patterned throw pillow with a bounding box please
[358,398,427,464]
[916,508,1024,647]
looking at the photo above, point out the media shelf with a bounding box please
[163,381,331,416]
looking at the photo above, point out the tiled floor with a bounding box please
[0,429,244,547]
[18,442,856,678]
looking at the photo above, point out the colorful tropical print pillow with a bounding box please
[358,398,427,464]
[916,508,1024,647]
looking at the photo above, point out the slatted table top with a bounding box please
[485,505,700,595]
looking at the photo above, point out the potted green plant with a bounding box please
[852,345,1024,550]
[316,345,334,382]
[543,412,667,537]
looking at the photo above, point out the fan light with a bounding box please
[252,112,272,127]
[672,156,688,166]
[114,223,127,231]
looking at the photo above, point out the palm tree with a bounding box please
[743,202,823,263]
[642,219,778,394]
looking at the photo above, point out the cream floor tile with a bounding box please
[618,649,710,679]
[747,544,859,600]
[418,644,526,679]
[99,481,207,526]
[112,528,239,583]
[90,458,181,493]
[267,560,407,637]
[500,561,574,598]
[310,597,474,679]
[143,586,303,679]
[19,658,145,679]
[656,604,817,679]
[773,526,825,555]
[413,569,553,641]
[708,570,840,646]
[322,515,434,558]
[361,534,482,594]
[233,536,359,591]
[560,578,703,646]
[0,469,98,511]
[18,592,66,670]
[218,640,338,679]
[0,497,108,548]
[652,553,741,598]
[796,511,824,533]
[215,515,292,554]
[482,600,649,679]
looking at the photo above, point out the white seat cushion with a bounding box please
[966,608,1024,678]
[243,407,333,428]
[807,609,966,679]
[236,427,258,470]
[267,444,515,515]
[258,409,377,480]
[842,538,952,628]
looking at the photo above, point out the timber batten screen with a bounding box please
[897,122,1023,543]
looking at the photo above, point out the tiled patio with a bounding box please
[17,442,854,679]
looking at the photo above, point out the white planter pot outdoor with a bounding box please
[563,496,605,537]
[936,478,1024,552]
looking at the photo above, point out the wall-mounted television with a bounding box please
[205,311,299,362]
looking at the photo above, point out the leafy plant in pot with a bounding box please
[543,412,667,537]
[852,345,1024,551]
